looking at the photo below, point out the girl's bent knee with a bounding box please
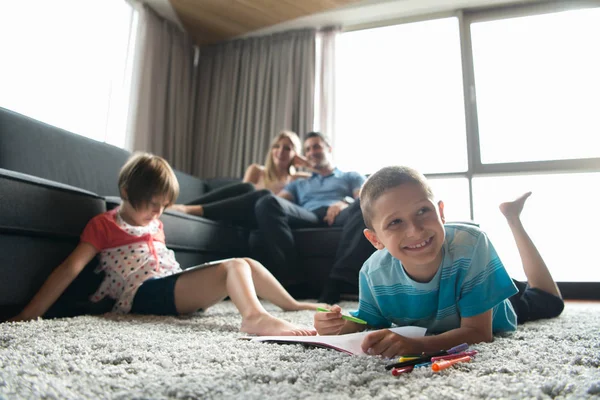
[223,258,250,273]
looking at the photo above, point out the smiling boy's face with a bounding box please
[363,182,446,282]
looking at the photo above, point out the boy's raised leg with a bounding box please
[499,192,562,298]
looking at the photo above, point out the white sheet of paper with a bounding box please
[246,326,427,355]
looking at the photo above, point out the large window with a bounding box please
[471,7,600,164]
[0,0,137,148]
[335,17,468,175]
[335,3,600,286]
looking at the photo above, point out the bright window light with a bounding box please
[473,172,600,282]
[0,0,137,148]
[334,17,468,175]
[428,177,471,223]
[471,8,600,164]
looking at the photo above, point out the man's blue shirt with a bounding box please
[284,168,365,211]
[350,223,519,334]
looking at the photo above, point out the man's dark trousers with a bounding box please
[254,194,375,297]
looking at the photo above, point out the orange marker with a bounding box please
[431,355,472,372]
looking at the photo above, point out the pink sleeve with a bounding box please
[80,215,108,251]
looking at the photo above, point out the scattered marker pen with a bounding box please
[315,307,367,324]
[430,350,477,362]
[385,343,470,370]
[432,355,472,372]
[414,361,432,369]
[391,366,414,376]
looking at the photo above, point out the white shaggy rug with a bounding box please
[1,302,599,399]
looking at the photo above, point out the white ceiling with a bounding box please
[143,0,540,39]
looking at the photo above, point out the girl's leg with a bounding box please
[173,259,316,336]
[499,192,561,298]
[241,258,329,311]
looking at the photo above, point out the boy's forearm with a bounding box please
[411,326,492,354]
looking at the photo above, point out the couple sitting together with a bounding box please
[171,131,374,304]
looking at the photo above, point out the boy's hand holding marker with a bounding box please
[314,305,367,335]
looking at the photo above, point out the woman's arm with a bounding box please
[8,242,98,322]
[291,172,311,181]
[242,164,264,186]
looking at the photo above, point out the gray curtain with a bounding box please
[126,4,198,173]
[192,29,316,179]
[318,27,340,150]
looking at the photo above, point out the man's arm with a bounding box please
[323,201,349,226]
[277,189,294,202]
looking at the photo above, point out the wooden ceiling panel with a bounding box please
[169,0,362,45]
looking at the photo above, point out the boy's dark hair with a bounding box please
[360,166,433,230]
[118,152,179,210]
[305,131,331,148]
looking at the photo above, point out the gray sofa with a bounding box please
[0,107,342,320]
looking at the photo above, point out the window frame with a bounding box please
[338,0,600,297]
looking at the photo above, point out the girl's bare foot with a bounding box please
[499,192,532,222]
[240,313,316,336]
[282,301,331,311]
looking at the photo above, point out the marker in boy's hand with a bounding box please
[314,305,367,335]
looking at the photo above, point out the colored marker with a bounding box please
[446,343,469,354]
[385,343,470,370]
[391,366,414,376]
[414,361,432,368]
[316,307,367,324]
[431,355,472,372]
[396,356,419,363]
[430,350,477,362]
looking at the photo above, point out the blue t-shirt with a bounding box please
[284,168,365,211]
[350,223,518,334]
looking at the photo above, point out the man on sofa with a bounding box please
[254,132,376,304]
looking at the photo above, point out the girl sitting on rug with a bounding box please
[9,152,320,336]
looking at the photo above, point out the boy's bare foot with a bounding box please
[240,313,316,336]
[282,301,331,311]
[499,191,532,222]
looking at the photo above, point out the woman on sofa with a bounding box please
[170,130,310,227]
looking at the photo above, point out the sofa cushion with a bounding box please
[174,170,209,204]
[0,107,130,197]
[0,107,209,203]
[0,169,106,316]
[0,168,105,237]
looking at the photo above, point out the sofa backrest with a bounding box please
[0,107,207,202]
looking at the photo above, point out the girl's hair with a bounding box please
[118,152,179,209]
[263,130,301,189]
[360,166,433,230]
